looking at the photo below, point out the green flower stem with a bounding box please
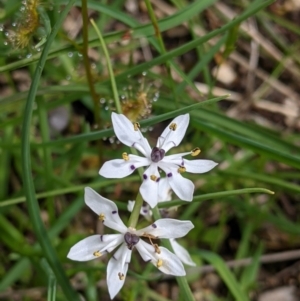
[91,19,145,228]
[127,192,144,228]
[90,19,122,114]
[21,0,80,300]
[152,207,195,301]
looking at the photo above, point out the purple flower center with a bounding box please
[124,232,140,250]
[151,147,165,162]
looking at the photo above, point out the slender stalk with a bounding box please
[90,19,122,113]
[158,187,274,208]
[41,258,57,301]
[127,192,144,228]
[21,0,80,299]
[91,19,146,229]
[81,0,100,127]
[144,0,177,104]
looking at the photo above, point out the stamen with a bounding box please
[122,152,129,161]
[143,174,147,180]
[191,147,201,156]
[178,166,186,173]
[130,165,135,170]
[93,250,102,257]
[142,233,157,239]
[151,147,165,162]
[99,213,105,222]
[156,259,163,268]
[150,175,157,181]
[167,172,172,178]
[118,272,125,280]
[124,232,140,250]
[169,123,177,131]
[154,244,161,254]
[133,122,140,131]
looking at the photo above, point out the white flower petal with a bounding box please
[111,112,140,147]
[136,241,185,276]
[133,137,152,157]
[135,240,154,262]
[156,246,186,276]
[183,159,218,173]
[166,172,194,201]
[170,239,196,266]
[111,113,152,156]
[140,204,152,221]
[99,156,149,178]
[158,114,189,152]
[67,234,123,261]
[84,187,127,233]
[127,200,135,212]
[136,219,194,238]
[139,164,160,208]
[158,178,172,202]
[107,243,132,299]
[127,201,152,220]
[163,152,191,161]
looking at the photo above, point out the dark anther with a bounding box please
[124,232,140,250]
[151,147,165,162]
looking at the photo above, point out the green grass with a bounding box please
[1,0,300,300]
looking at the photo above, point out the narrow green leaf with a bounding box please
[41,258,57,301]
[193,120,300,168]
[36,95,227,147]
[158,188,274,208]
[240,244,264,291]
[199,250,249,301]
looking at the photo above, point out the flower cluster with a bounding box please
[68,113,217,299]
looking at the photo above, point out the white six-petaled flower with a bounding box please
[127,178,196,266]
[67,187,194,299]
[99,113,218,208]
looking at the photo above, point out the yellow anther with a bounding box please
[178,166,186,173]
[122,152,129,161]
[133,122,140,131]
[93,251,102,257]
[156,259,163,268]
[150,175,157,181]
[191,147,201,156]
[99,213,105,222]
[169,123,177,131]
[118,272,125,280]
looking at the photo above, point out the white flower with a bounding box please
[128,178,196,266]
[67,187,194,299]
[99,113,218,208]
